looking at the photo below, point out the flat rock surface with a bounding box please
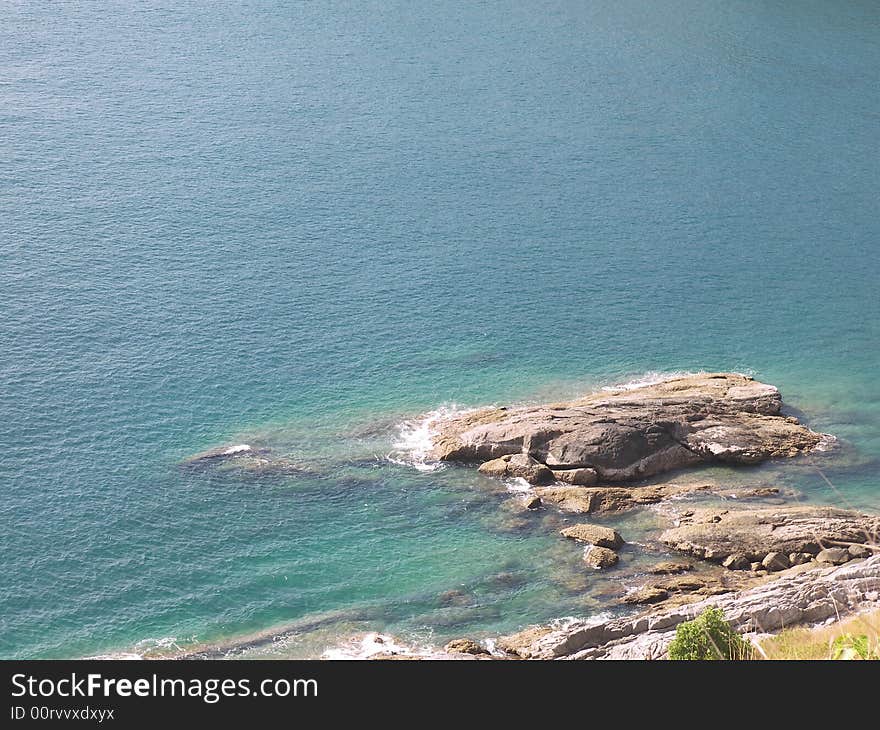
[661,505,880,564]
[534,482,711,514]
[560,524,624,549]
[431,373,822,482]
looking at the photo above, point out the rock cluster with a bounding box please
[498,555,880,659]
[181,443,304,475]
[661,505,879,571]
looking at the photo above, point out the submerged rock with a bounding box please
[560,524,624,550]
[623,587,668,605]
[181,443,307,476]
[431,374,823,482]
[523,495,543,510]
[182,443,262,466]
[661,505,879,568]
[648,561,693,575]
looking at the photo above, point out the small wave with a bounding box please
[600,369,754,393]
[601,370,703,393]
[549,612,613,631]
[505,477,532,493]
[223,444,252,456]
[812,433,839,453]
[83,636,185,660]
[386,405,477,472]
[321,632,433,660]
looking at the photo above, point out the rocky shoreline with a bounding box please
[184,373,879,659]
[396,373,879,659]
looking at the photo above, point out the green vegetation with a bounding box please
[830,634,878,660]
[667,607,754,661]
[757,608,880,660]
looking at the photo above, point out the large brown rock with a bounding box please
[661,506,880,566]
[431,374,822,482]
[552,468,598,485]
[762,552,791,572]
[816,547,851,565]
[582,546,619,569]
[560,523,624,549]
[443,638,489,656]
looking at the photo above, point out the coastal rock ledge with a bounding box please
[503,555,880,660]
[431,373,823,482]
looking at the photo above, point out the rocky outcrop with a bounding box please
[534,482,711,514]
[498,555,880,659]
[431,374,823,482]
[661,505,880,567]
[560,524,624,549]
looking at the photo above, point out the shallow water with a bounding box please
[1,1,878,658]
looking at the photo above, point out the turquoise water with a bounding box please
[1,1,878,659]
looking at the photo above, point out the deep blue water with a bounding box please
[1,0,878,658]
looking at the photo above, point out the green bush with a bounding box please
[667,607,753,660]
[830,633,878,660]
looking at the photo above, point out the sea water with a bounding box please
[1,1,878,658]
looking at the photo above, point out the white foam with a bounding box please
[321,632,428,660]
[83,635,184,660]
[386,405,477,472]
[601,370,699,393]
[223,444,251,455]
[505,477,532,493]
[600,369,754,394]
[549,612,613,631]
[812,433,839,453]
